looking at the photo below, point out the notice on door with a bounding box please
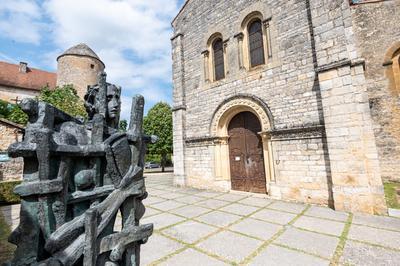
[235,156,241,161]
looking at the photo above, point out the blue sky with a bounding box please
[0,0,185,120]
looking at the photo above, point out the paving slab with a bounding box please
[238,196,274,207]
[348,224,400,250]
[304,206,349,222]
[141,233,184,266]
[143,206,162,218]
[229,218,282,240]
[150,200,187,211]
[170,205,210,218]
[214,193,249,202]
[141,213,186,230]
[195,199,231,209]
[157,192,187,200]
[249,244,330,266]
[177,188,204,195]
[162,220,219,244]
[159,248,228,266]
[352,213,400,232]
[195,210,242,227]
[143,195,166,205]
[250,208,297,225]
[219,203,260,216]
[274,227,339,259]
[174,195,206,204]
[196,191,225,198]
[293,216,345,236]
[340,240,400,266]
[196,230,262,263]
[268,201,307,214]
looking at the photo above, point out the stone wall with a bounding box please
[0,120,23,182]
[172,0,389,213]
[351,1,400,182]
[270,130,331,206]
[0,121,22,151]
[0,158,23,182]
[57,55,104,99]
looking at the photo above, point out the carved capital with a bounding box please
[214,136,229,145]
[234,32,244,41]
[201,50,210,57]
[258,131,271,141]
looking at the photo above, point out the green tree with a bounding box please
[38,85,87,118]
[0,99,28,125]
[119,120,128,132]
[143,102,173,172]
[7,105,28,125]
[0,99,11,119]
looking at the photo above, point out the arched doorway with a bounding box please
[228,111,266,193]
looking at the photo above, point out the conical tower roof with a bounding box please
[57,43,105,67]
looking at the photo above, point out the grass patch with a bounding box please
[384,182,400,209]
[0,181,21,205]
[0,211,15,264]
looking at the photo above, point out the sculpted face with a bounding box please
[107,84,121,120]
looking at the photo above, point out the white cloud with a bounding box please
[0,0,43,44]
[42,0,179,119]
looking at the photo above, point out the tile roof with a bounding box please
[0,61,57,91]
[57,43,105,67]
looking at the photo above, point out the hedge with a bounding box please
[0,181,21,205]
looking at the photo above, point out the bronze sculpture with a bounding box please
[6,72,153,266]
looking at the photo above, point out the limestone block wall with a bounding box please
[0,122,22,151]
[0,158,23,182]
[57,55,104,99]
[172,0,331,205]
[350,1,400,182]
[271,133,331,206]
[173,0,322,140]
[172,0,390,213]
[0,122,23,182]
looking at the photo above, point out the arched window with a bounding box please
[213,38,225,81]
[248,19,265,67]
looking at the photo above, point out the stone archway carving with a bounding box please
[210,95,275,192]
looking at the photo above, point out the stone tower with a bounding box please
[57,43,105,99]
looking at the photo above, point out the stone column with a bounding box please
[171,33,186,187]
[234,33,244,70]
[202,50,210,83]
[259,132,275,188]
[392,55,400,91]
[214,136,230,181]
[262,18,272,58]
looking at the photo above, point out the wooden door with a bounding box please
[228,112,266,193]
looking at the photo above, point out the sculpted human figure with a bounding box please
[7,72,153,266]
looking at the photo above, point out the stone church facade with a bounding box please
[171,0,400,214]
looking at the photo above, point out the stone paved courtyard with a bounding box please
[139,173,400,266]
[2,173,400,265]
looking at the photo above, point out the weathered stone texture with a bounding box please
[351,1,400,182]
[57,55,104,99]
[0,121,22,152]
[172,0,393,214]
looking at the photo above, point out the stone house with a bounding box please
[0,61,57,103]
[0,43,104,103]
[171,0,400,214]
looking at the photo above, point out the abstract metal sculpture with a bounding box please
[7,72,153,266]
